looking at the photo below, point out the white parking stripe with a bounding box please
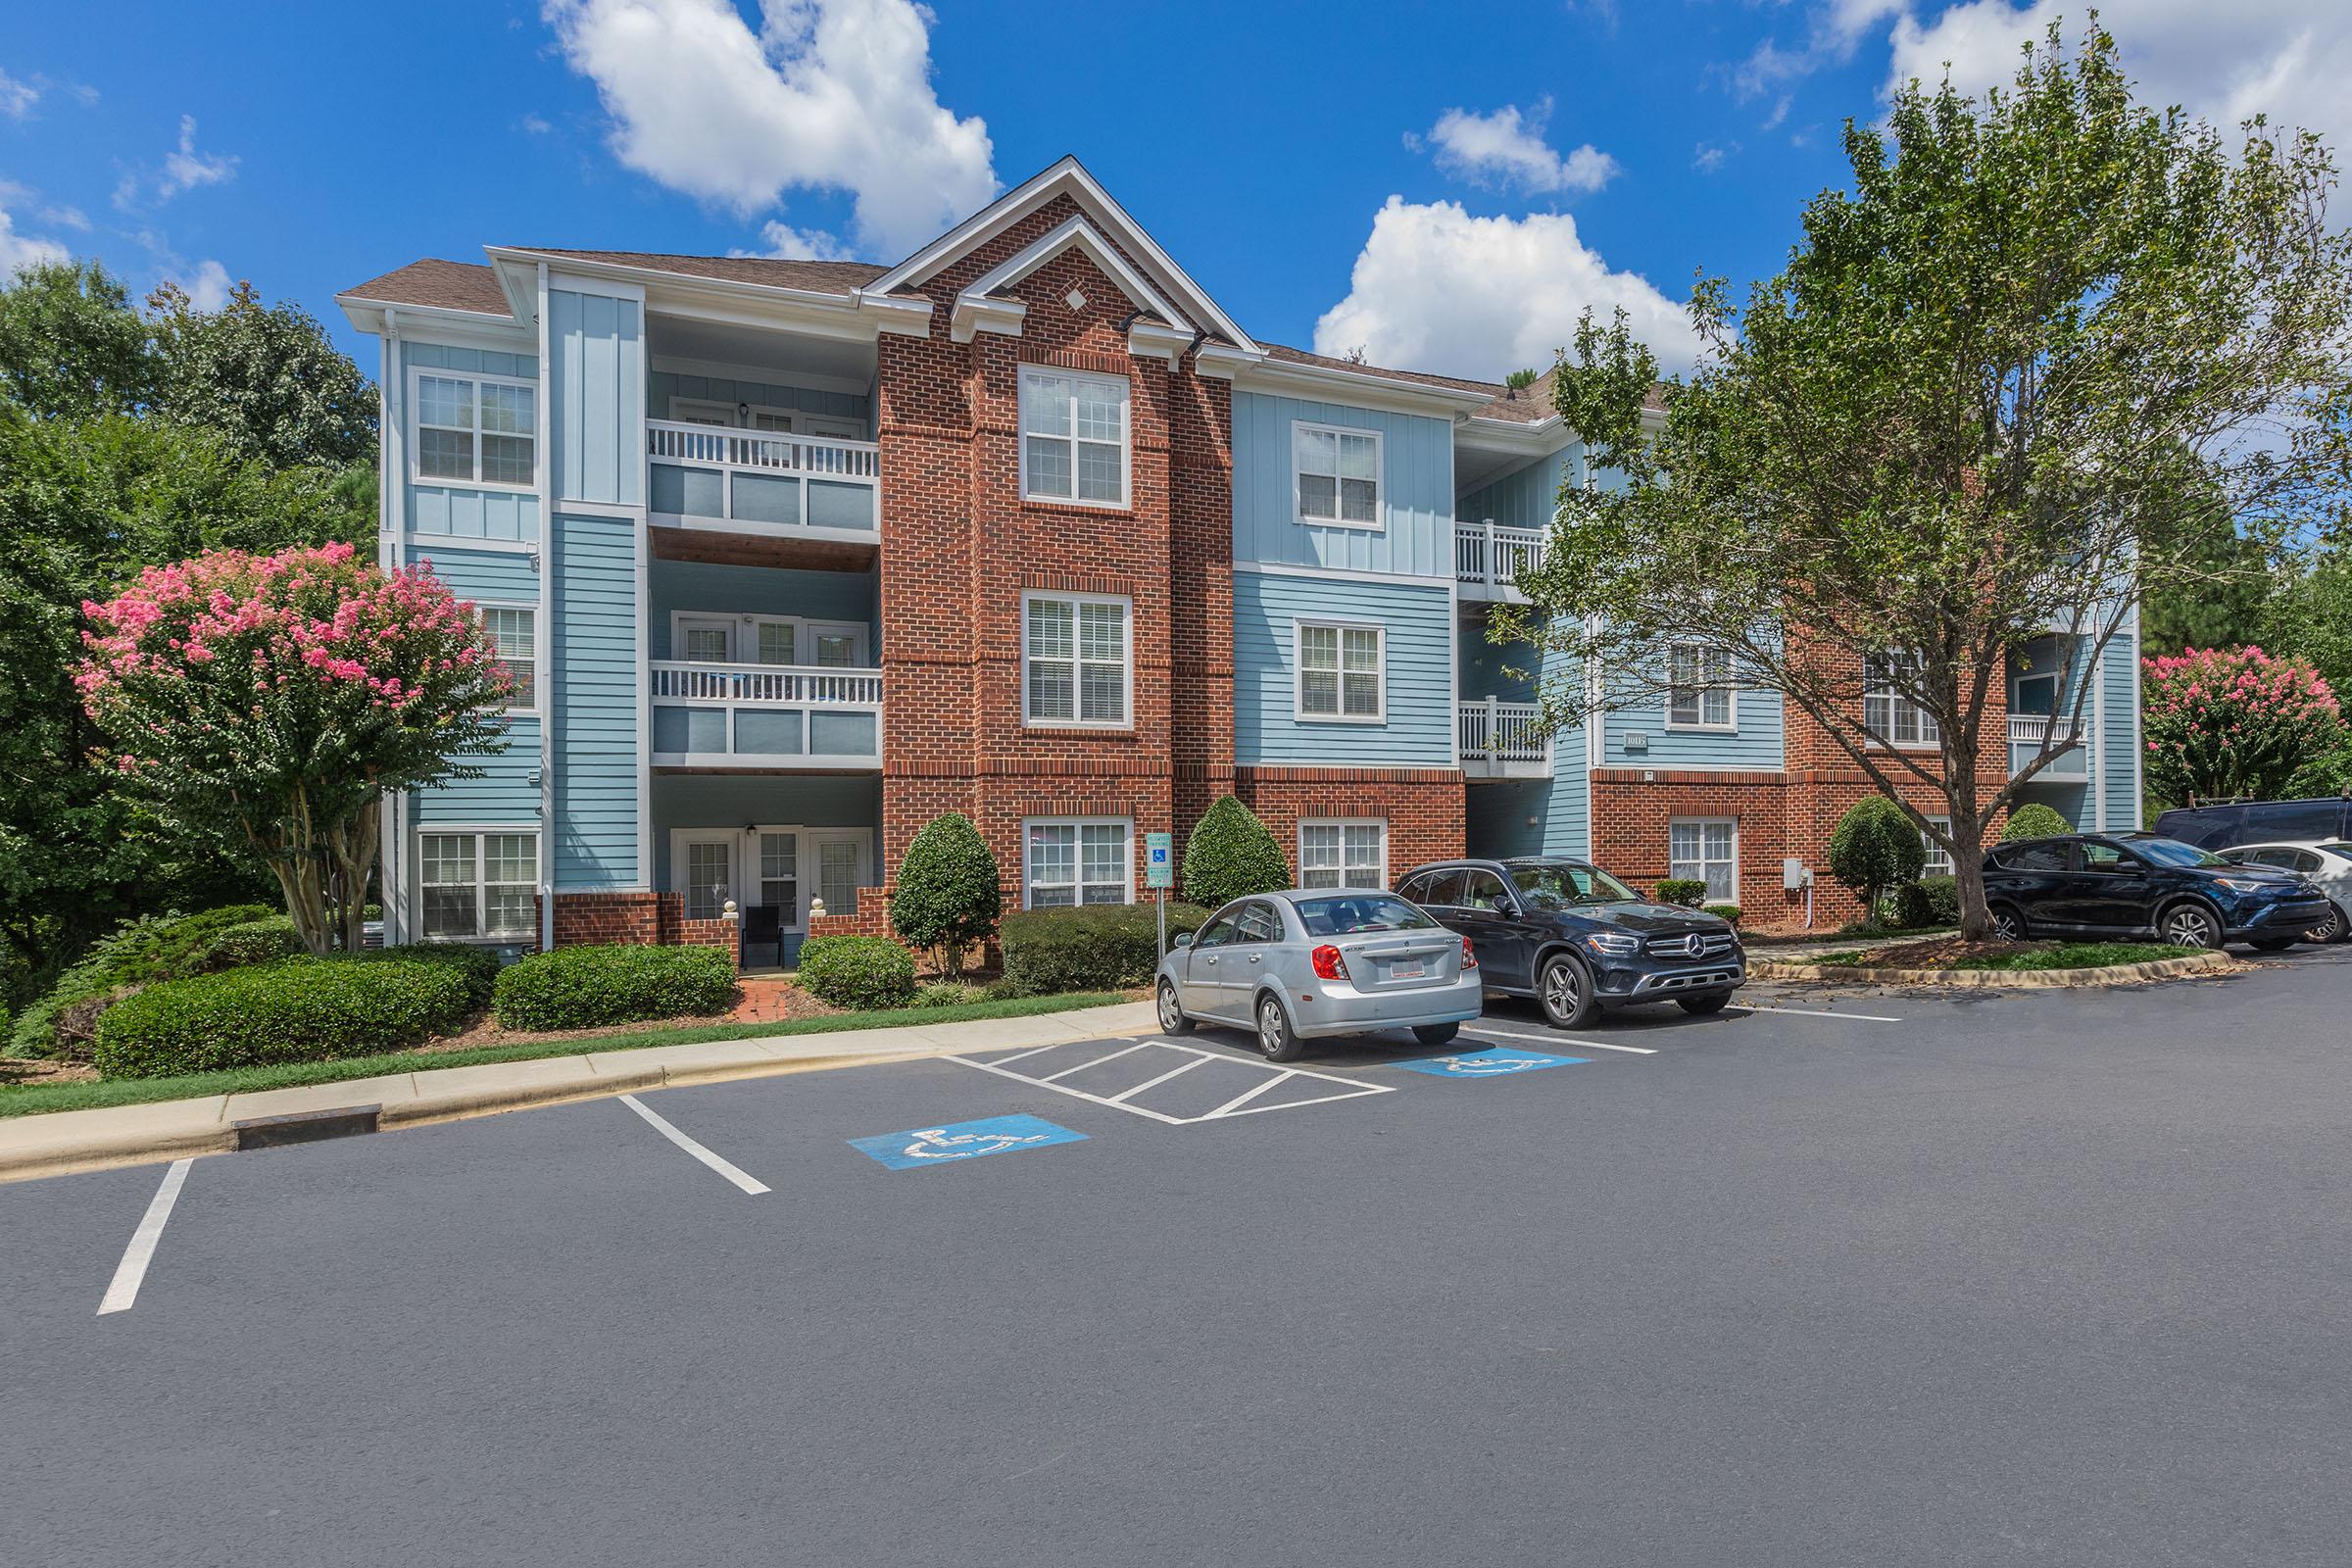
[976,1040,1077,1068]
[1462,1024,1657,1055]
[1105,1054,1211,1104]
[1727,1004,1902,1023]
[98,1158,192,1316]
[948,1041,1393,1125]
[620,1096,770,1195]
[1040,1041,1150,1082]
[1200,1069,1298,1118]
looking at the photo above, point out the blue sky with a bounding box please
[3,2,2343,383]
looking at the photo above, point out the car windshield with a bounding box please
[1295,895,1437,937]
[2130,837,2231,868]
[2322,843,2352,858]
[1508,862,1641,907]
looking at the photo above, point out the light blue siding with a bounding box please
[2018,779,2090,830]
[1457,446,1582,532]
[553,514,640,888]
[650,775,879,887]
[1233,570,1452,765]
[2100,620,2141,830]
[1458,617,1539,702]
[1600,674,1785,771]
[407,342,536,379]
[1466,772,1590,861]
[413,718,541,824]
[414,544,537,605]
[1231,392,1454,578]
[648,562,878,658]
[548,289,645,506]
[402,341,541,542]
[649,371,869,429]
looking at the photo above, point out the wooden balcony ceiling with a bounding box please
[651,525,875,573]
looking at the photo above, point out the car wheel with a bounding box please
[1255,994,1305,1062]
[2308,903,2346,944]
[1537,954,1600,1030]
[1987,905,2028,942]
[1412,1022,1460,1047]
[1677,994,1732,1016]
[2250,936,2298,953]
[2159,902,2222,950]
[1155,978,1193,1035]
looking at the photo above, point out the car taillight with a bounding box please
[1461,935,1479,970]
[1310,944,1348,980]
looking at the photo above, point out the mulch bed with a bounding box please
[1844,936,2060,967]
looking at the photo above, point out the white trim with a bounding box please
[1019,589,1134,729]
[534,263,555,953]
[665,610,869,668]
[485,247,933,340]
[1233,560,1448,588]
[1664,641,1739,732]
[414,824,543,944]
[1863,654,1942,752]
[2092,637,2108,832]
[634,511,651,894]
[1290,418,1386,532]
[1293,617,1388,725]
[406,363,540,495]
[1668,815,1740,903]
[668,396,743,427]
[542,269,647,303]
[1922,814,1955,879]
[1297,818,1389,891]
[1017,365,1132,510]
[954,215,1192,343]
[337,297,529,347]
[1209,345,1495,418]
[404,533,540,556]
[1020,815,1136,908]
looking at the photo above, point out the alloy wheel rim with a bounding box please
[1544,963,1578,1017]
[1158,983,1180,1030]
[1992,912,2019,940]
[2166,909,2211,946]
[2315,907,2342,942]
[1258,1001,1281,1050]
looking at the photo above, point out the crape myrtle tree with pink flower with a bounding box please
[76,542,514,956]
[2140,648,2347,806]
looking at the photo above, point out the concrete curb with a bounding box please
[1749,951,2234,988]
[0,1000,1157,1185]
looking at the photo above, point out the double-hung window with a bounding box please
[1865,655,1941,748]
[1669,818,1738,902]
[1298,820,1387,890]
[415,369,536,488]
[479,606,537,712]
[1922,815,1954,878]
[1024,818,1131,907]
[1294,421,1381,527]
[1019,368,1129,507]
[1298,621,1384,721]
[1023,592,1130,726]
[418,830,537,941]
[1667,643,1735,729]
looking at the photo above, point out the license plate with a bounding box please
[1390,959,1425,979]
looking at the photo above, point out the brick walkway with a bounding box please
[730,976,803,1024]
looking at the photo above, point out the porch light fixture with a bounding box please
[736,402,751,422]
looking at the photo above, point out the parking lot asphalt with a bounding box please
[9,944,2352,1567]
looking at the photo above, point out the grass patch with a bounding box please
[0,991,1127,1121]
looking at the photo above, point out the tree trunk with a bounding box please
[1951,839,1992,940]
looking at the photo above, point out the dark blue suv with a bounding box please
[1396,858,1743,1029]
[1983,832,2332,951]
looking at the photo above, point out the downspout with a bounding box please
[2091,632,2107,832]
[536,264,557,952]
[380,313,405,945]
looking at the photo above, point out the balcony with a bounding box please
[1455,521,1548,603]
[650,660,882,771]
[647,420,881,554]
[1458,699,1552,779]
[2008,712,2087,781]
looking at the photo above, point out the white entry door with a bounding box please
[676,614,736,663]
[675,831,737,919]
[808,831,869,919]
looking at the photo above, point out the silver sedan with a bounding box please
[1154,889,1485,1061]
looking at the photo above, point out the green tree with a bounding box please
[1513,24,2352,939]
[0,260,153,421]
[1181,796,1292,909]
[889,813,1003,977]
[1503,368,1541,391]
[2262,550,2352,697]
[2140,646,2346,804]
[1828,797,1927,918]
[147,278,377,469]
[2001,803,2073,841]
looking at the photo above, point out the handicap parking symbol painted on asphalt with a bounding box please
[1394,1047,1588,1078]
[848,1113,1087,1171]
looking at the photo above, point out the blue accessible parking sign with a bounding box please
[1394,1047,1588,1078]
[848,1113,1086,1171]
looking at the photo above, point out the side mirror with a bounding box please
[1171,931,1193,949]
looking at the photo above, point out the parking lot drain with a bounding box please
[232,1104,383,1151]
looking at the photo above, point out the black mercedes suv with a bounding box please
[1396,858,1744,1029]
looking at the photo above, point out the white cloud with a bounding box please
[167,259,234,312]
[738,220,856,262]
[1734,0,1907,100]
[1420,99,1621,195]
[519,113,553,136]
[157,116,238,199]
[1312,197,1703,381]
[0,69,37,120]
[1693,142,1733,173]
[542,0,997,256]
[0,190,68,278]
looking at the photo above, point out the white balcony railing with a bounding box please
[1455,520,1548,600]
[2008,711,2088,779]
[1457,698,1552,778]
[650,659,882,769]
[646,419,880,537]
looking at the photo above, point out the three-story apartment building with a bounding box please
[339,159,2141,955]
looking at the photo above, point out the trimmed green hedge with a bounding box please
[998,903,1210,997]
[1655,878,1709,907]
[1703,903,1742,924]
[2002,802,2072,842]
[205,916,302,969]
[797,935,918,1009]
[1181,797,1291,909]
[366,943,503,1011]
[888,813,1003,971]
[92,956,472,1078]
[1892,875,1961,929]
[11,904,279,1059]
[493,944,736,1031]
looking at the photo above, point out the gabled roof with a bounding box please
[338,258,513,318]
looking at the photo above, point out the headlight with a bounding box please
[1585,931,1640,956]
[2211,877,2271,894]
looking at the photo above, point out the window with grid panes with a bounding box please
[1023,594,1129,725]
[1019,368,1128,506]
[1298,821,1386,889]
[1298,622,1383,719]
[415,372,534,487]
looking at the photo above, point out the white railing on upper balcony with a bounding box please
[646,419,881,536]
[650,661,883,707]
[1455,520,1548,596]
[2007,711,2088,778]
[2007,712,2083,747]
[646,420,880,481]
[1457,698,1550,774]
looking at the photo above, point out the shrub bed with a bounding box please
[1654,878,1709,907]
[998,904,1210,997]
[1891,875,1960,929]
[11,903,279,1059]
[92,956,472,1078]
[1703,903,1742,925]
[204,916,302,969]
[797,936,918,1010]
[493,944,736,1031]
[366,943,504,1011]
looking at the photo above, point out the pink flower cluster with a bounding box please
[2141,646,2340,734]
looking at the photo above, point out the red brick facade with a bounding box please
[543,892,739,969]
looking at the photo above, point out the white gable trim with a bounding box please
[952,215,1191,346]
[865,156,1257,352]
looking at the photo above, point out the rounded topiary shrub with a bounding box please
[1181,796,1292,909]
[492,944,736,1031]
[996,904,1211,997]
[92,956,472,1078]
[204,916,302,970]
[1829,796,1927,914]
[1655,878,1710,907]
[797,935,917,1010]
[2002,802,2072,842]
[889,812,1003,975]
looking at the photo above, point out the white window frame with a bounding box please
[1295,618,1387,724]
[1291,419,1385,531]
[1017,367,1131,510]
[475,601,539,715]
[1298,818,1388,891]
[1669,816,1739,902]
[667,824,873,931]
[1020,590,1133,729]
[1022,816,1134,908]
[1665,642,1737,731]
[1922,815,1954,878]
[665,611,869,667]
[408,365,538,493]
[2012,671,2059,716]
[1865,654,1943,750]
[668,397,741,427]
[414,826,539,944]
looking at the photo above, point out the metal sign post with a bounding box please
[1146,831,1174,955]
